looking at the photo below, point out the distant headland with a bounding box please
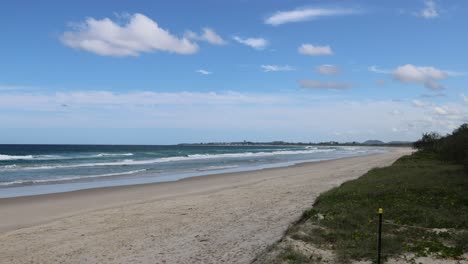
[178,140,412,147]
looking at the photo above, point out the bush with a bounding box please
[414,123,468,171]
[438,124,468,164]
[413,132,441,152]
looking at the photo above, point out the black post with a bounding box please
[377,208,383,264]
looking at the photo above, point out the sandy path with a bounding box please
[0,148,411,264]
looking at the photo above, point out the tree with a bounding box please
[413,132,441,152]
[438,124,468,170]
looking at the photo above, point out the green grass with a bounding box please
[281,151,468,263]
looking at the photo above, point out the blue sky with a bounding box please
[0,0,467,144]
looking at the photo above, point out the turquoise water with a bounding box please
[0,145,386,198]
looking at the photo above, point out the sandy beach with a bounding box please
[0,147,411,264]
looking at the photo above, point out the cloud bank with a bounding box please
[1,89,466,142]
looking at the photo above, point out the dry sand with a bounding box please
[0,148,412,264]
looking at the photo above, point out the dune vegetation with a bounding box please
[256,124,468,263]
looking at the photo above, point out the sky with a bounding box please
[0,0,467,144]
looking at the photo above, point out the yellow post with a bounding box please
[377,208,383,264]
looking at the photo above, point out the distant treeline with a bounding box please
[414,123,468,171]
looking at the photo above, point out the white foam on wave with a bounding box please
[0,152,134,162]
[0,169,147,187]
[95,153,134,157]
[0,154,34,161]
[0,154,77,161]
[342,147,358,151]
[2,147,345,171]
[186,148,336,160]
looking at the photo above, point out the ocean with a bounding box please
[0,144,386,198]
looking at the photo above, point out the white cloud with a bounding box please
[265,8,358,26]
[316,65,340,75]
[434,106,448,115]
[60,13,198,56]
[462,94,468,103]
[233,36,268,50]
[412,99,428,107]
[298,44,333,56]
[371,64,464,90]
[432,106,462,119]
[392,127,409,133]
[419,0,439,18]
[392,64,448,90]
[261,65,294,72]
[299,80,352,90]
[186,28,226,45]
[196,69,212,75]
[368,65,389,74]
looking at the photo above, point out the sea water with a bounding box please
[0,144,386,198]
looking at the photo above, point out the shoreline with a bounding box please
[0,147,412,263]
